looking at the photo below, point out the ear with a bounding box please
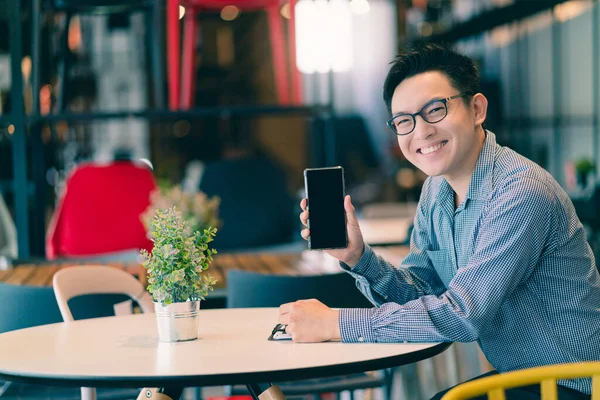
[471,93,488,128]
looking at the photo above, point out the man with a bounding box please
[279,43,600,399]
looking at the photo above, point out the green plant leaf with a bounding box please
[141,206,218,304]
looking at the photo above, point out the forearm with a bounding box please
[342,245,444,305]
[339,295,479,343]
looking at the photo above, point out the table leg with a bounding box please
[137,387,184,400]
[247,383,286,400]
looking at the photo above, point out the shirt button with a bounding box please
[358,337,364,342]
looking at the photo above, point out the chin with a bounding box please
[417,165,444,177]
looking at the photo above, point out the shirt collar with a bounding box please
[465,130,496,201]
[435,130,497,209]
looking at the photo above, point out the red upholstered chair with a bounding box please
[167,0,302,109]
[46,161,156,260]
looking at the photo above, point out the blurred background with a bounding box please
[1,0,600,262]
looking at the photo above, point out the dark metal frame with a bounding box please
[427,0,571,43]
[8,0,30,258]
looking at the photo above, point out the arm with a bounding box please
[340,177,555,343]
[341,198,446,306]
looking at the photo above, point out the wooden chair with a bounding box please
[53,266,154,400]
[441,362,600,400]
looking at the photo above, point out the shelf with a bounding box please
[26,105,332,124]
[427,0,569,43]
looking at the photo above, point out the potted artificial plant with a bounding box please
[140,207,217,342]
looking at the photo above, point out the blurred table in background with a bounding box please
[359,202,416,246]
[0,246,411,292]
[360,218,413,246]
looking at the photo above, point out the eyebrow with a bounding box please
[392,96,444,116]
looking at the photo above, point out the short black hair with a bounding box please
[383,42,480,113]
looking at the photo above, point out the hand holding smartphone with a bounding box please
[303,166,348,250]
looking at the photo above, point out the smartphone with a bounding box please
[303,166,348,250]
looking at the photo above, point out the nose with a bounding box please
[412,114,436,141]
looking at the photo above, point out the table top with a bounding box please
[0,247,411,290]
[0,308,448,388]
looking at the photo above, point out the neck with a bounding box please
[445,128,486,206]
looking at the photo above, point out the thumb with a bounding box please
[344,195,360,227]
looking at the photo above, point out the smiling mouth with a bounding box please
[418,141,448,155]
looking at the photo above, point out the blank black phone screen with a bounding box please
[304,167,347,249]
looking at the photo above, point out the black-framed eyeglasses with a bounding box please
[386,93,469,136]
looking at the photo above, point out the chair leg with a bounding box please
[0,381,12,397]
[81,387,97,400]
[383,368,394,400]
[167,0,180,110]
[180,7,197,109]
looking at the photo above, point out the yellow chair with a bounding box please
[441,362,600,400]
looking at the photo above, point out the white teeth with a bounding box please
[420,141,446,155]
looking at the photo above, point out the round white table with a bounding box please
[0,308,449,388]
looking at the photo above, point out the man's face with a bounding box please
[390,71,483,180]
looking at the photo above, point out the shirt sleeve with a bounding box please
[341,182,447,307]
[340,177,555,343]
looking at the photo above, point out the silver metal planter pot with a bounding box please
[154,300,200,342]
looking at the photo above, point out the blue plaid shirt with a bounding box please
[340,131,600,394]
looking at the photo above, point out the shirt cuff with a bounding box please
[340,245,386,282]
[339,308,376,343]
[340,244,375,271]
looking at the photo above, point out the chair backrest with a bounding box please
[53,266,154,322]
[46,161,156,259]
[441,362,600,400]
[226,270,373,308]
[199,156,295,251]
[0,284,64,333]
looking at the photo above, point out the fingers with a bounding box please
[279,302,293,315]
[299,209,309,226]
[300,198,310,240]
[344,195,359,227]
[278,302,295,327]
[301,228,310,240]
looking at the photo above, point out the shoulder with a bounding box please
[490,147,562,211]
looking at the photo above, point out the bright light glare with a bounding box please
[553,1,591,22]
[295,0,353,74]
[280,3,291,19]
[349,0,370,15]
[221,5,241,21]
